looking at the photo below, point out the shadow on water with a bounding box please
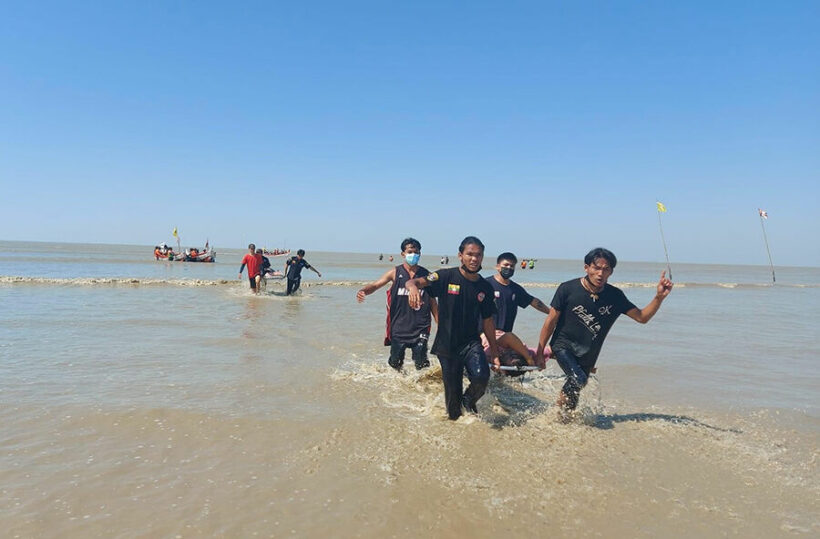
[484,376,550,429]
[482,376,742,434]
[591,412,743,433]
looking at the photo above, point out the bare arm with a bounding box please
[310,266,322,278]
[624,271,673,324]
[530,297,550,315]
[536,308,561,369]
[357,268,396,303]
[482,317,500,371]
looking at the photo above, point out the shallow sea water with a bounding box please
[0,241,817,537]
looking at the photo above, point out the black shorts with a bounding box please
[248,275,258,289]
[389,338,429,364]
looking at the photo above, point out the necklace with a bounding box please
[581,277,601,301]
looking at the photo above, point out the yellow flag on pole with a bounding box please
[172,227,178,238]
[656,201,667,213]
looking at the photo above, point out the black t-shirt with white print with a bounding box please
[425,267,496,357]
[549,278,637,368]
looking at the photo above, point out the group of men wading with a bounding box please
[358,236,673,421]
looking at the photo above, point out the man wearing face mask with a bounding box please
[482,252,551,370]
[405,236,500,420]
[357,238,439,371]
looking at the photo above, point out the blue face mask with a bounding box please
[404,253,420,266]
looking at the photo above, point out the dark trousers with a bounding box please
[437,341,491,420]
[286,277,301,295]
[388,335,429,370]
[553,348,592,410]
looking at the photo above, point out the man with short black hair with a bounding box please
[285,249,322,295]
[357,238,439,371]
[536,247,673,415]
[239,243,263,293]
[256,248,272,291]
[406,236,500,420]
[483,252,551,369]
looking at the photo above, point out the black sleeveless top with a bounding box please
[385,264,432,345]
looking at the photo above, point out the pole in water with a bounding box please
[656,201,673,281]
[758,208,775,284]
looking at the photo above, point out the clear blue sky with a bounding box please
[1,1,817,266]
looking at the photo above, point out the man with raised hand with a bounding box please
[536,247,673,416]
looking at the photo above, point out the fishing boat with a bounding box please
[180,247,216,263]
[263,248,291,257]
[153,242,215,262]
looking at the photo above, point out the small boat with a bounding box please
[181,247,216,263]
[263,249,291,257]
[153,243,215,262]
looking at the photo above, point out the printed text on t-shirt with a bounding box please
[571,304,609,338]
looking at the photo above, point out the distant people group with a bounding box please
[239,244,321,295]
[359,236,673,421]
[155,241,214,262]
[154,243,175,260]
[263,248,289,256]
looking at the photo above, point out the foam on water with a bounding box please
[3,275,818,289]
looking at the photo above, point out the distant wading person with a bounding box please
[285,249,321,295]
[406,236,500,420]
[357,238,439,371]
[239,243,263,293]
[535,247,673,415]
[257,248,272,290]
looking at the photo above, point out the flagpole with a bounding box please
[759,212,775,284]
[657,207,672,281]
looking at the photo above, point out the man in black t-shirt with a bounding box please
[482,252,551,370]
[256,249,272,291]
[285,249,322,295]
[406,236,500,420]
[357,237,439,371]
[535,247,673,414]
